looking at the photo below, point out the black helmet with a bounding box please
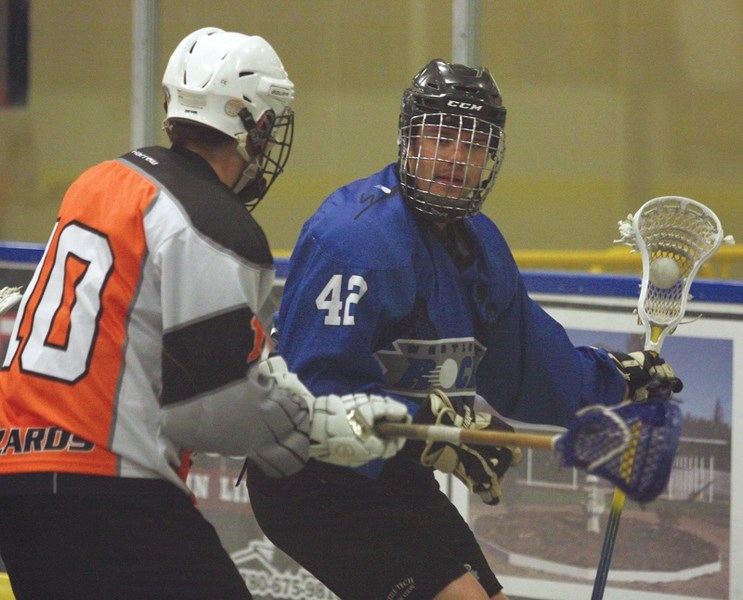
[398,59,507,221]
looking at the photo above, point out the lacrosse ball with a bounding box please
[649,257,680,288]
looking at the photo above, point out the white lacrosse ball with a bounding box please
[649,257,681,289]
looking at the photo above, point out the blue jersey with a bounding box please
[277,163,626,433]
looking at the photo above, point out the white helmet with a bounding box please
[162,27,295,209]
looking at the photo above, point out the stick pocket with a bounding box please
[557,399,682,503]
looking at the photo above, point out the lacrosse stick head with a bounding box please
[556,396,682,503]
[0,286,22,315]
[616,196,733,352]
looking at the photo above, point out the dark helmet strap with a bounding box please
[238,107,276,157]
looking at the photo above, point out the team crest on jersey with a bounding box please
[374,337,485,398]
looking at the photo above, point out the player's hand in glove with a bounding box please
[0,286,22,315]
[247,357,410,474]
[606,350,683,401]
[411,390,522,505]
[309,393,411,467]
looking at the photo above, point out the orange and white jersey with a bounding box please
[0,146,307,493]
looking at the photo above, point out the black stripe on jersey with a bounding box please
[161,306,254,406]
[120,145,273,268]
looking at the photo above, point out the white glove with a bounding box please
[244,356,314,477]
[0,286,22,315]
[256,355,315,406]
[162,355,312,472]
[308,393,411,467]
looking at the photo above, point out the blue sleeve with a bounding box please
[476,276,627,427]
[276,226,420,415]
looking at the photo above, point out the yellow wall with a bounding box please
[0,1,741,255]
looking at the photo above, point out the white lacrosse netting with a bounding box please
[615,196,735,353]
[0,286,22,315]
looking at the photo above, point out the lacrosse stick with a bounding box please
[0,286,22,315]
[590,196,734,600]
[376,397,681,503]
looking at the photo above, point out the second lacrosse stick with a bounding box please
[591,196,733,600]
[377,397,681,504]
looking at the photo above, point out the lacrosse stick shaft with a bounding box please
[374,421,556,450]
[592,350,660,599]
[380,401,677,506]
[591,490,625,599]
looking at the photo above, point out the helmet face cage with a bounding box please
[397,59,507,221]
[236,106,294,211]
[399,113,504,221]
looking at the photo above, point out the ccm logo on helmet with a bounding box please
[447,100,482,111]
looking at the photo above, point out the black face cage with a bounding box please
[238,108,294,211]
[399,112,505,222]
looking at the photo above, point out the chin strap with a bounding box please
[232,138,267,209]
[232,159,258,191]
[236,176,268,210]
[232,107,293,210]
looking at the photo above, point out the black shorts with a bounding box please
[0,473,251,600]
[244,456,502,599]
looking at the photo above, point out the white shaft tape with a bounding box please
[426,425,462,444]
